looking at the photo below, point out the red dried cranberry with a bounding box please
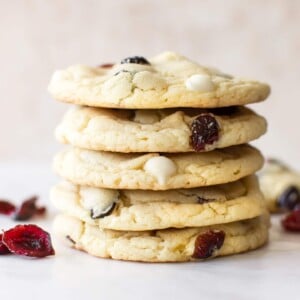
[14,196,46,221]
[190,113,220,151]
[36,207,46,215]
[0,200,16,215]
[278,186,300,211]
[99,63,114,68]
[192,230,225,259]
[282,210,300,232]
[2,225,55,257]
[120,56,150,65]
[0,234,11,255]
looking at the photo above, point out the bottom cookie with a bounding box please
[53,214,269,262]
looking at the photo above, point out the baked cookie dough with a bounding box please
[51,176,266,230]
[259,159,300,212]
[53,214,269,262]
[55,106,267,153]
[53,145,264,190]
[48,52,270,109]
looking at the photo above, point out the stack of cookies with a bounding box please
[49,52,270,262]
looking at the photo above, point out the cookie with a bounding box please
[53,145,264,190]
[51,176,266,230]
[259,159,300,212]
[53,214,269,262]
[55,106,267,153]
[48,52,270,109]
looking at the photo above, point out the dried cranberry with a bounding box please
[192,230,225,259]
[282,211,300,232]
[2,225,55,257]
[120,56,150,65]
[99,63,114,68]
[14,196,46,221]
[278,186,300,211]
[190,113,220,151]
[0,200,16,215]
[0,234,11,255]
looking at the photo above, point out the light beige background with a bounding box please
[0,0,299,168]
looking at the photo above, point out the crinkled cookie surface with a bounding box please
[48,52,270,109]
[56,106,267,152]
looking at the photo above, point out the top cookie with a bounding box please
[48,52,270,109]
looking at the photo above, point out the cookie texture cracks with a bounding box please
[53,145,264,190]
[55,106,267,153]
[50,176,266,231]
[48,52,270,109]
[53,214,269,262]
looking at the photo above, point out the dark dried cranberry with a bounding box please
[99,63,114,68]
[0,234,11,255]
[2,225,55,257]
[0,200,16,215]
[190,113,220,151]
[278,186,300,211]
[120,56,150,65]
[282,210,300,232]
[192,230,225,259]
[14,196,46,221]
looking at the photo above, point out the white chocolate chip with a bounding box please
[144,156,177,185]
[80,187,119,218]
[185,74,215,92]
[102,71,133,100]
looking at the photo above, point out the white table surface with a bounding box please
[0,163,299,300]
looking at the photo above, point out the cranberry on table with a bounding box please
[282,210,300,232]
[0,200,16,215]
[2,224,55,258]
[14,196,46,221]
[0,234,10,255]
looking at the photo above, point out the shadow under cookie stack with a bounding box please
[49,52,270,262]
